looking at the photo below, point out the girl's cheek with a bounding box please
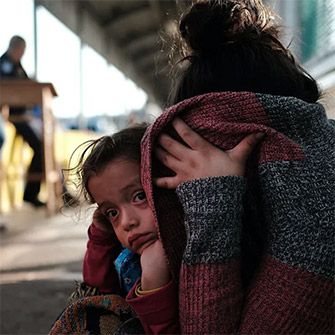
[115,229,127,247]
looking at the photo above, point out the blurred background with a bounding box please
[0,0,334,334]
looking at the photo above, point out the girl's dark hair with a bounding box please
[169,0,320,105]
[67,124,148,204]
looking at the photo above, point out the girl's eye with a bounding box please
[105,208,118,219]
[134,191,146,202]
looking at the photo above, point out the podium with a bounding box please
[0,79,62,215]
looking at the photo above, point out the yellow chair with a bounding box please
[0,122,100,213]
[0,122,33,212]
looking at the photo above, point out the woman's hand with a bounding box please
[140,239,170,291]
[155,118,264,189]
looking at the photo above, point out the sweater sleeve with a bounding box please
[126,280,180,334]
[236,108,335,334]
[83,223,122,294]
[177,174,334,335]
[239,176,334,331]
[176,176,246,334]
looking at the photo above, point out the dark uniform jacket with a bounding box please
[0,51,28,115]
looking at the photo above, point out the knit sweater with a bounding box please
[141,92,335,334]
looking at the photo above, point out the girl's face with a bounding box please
[87,159,157,255]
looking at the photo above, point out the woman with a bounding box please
[141,0,334,333]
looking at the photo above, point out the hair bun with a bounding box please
[179,0,275,53]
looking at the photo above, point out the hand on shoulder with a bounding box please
[155,118,264,189]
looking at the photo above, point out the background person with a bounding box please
[0,35,44,207]
[0,113,7,231]
[0,35,75,208]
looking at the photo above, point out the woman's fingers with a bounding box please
[155,176,181,189]
[158,133,191,161]
[229,133,265,163]
[155,117,265,189]
[172,118,207,150]
[155,146,183,172]
[157,118,208,161]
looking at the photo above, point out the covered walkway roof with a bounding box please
[37,0,192,105]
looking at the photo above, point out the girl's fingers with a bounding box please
[230,133,265,162]
[172,118,206,150]
[92,208,113,232]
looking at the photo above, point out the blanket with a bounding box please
[50,292,143,334]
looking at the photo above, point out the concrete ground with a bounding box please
[0,205,93,335]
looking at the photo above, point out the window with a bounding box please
[301,0,335,62]
[1,2,148,122]
[81,45,109,117]
[36,6,81,118]
[0,0,35,77]
[82,45,147,117]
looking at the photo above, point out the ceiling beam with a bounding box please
[135,52,168,70]
[100,1,149,24]
[105,7,158,37]
[124,32,158,56]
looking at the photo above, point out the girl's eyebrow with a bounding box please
[120,177,141,192]
[97,178,142,208]
[97,202,113,210]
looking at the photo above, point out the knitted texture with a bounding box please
[176,177,245,264]
[141,91,335,334]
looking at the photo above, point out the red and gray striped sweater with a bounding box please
[141,92,334,334]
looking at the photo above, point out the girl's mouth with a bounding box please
[129,233,156,250]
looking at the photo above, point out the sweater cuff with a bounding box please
[176,176,246,215]
[126,279,178,323]
[87,223,116,245]
[176,176,246,264]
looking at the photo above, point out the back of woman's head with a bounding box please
[68,124,148,204]
[169,0,320,105]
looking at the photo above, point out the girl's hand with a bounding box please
[155,118,264,189]
[140,239,170,291]
[92,208,113,233]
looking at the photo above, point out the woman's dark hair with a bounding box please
[66,124,148,204]
[169,0,320,105]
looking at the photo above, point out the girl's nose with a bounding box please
[121,208,139,231]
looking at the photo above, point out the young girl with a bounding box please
[79,121,263,334]
[76,124,177,334]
